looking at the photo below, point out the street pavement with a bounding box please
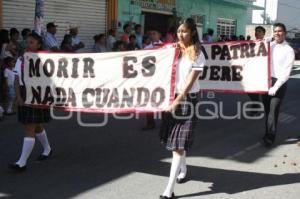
[0,66,300,199]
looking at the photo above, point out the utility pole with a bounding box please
[263,0,267,24]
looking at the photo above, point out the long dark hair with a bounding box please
[27,32,44,50]
[177,18,201,61]
[61,34,72,49]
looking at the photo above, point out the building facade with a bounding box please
[0,0,118,51]
[248,0,300,38]
[117,0,262,41]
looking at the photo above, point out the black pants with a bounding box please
[146,113,155,126]
[261,78,287,135]
[247,93,261,110]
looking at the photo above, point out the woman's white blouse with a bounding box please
[175,52,205,94]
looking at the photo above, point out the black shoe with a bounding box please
[37,150,52,161]
[159,192,175,199]
[176,176,189,184]
[142,123,156,131]
[8,163,26,172]
[263,133,276,147]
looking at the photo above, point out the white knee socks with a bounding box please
[36,130,51,155]
[16,137,35,167]
[162,152,183,197]
[178,151,187,179]
[6,100,13,113]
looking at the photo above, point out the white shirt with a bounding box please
[271,40,295,85]
[175,52,205,94]
[106,35,116,51]
[71,36,81,46]
[4,68,15,86]
[43,32,59,50]
[13,58,23,86]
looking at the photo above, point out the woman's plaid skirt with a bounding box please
[159,93,199,151]
[18,106,51,124]
[18,86,51,124]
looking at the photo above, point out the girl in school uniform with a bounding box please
[9,32,52,172]
[159,18,205,199]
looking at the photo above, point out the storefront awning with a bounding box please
[221,0,264,10]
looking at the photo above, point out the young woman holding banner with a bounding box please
[9,32,52,172]
[159,18,205,199]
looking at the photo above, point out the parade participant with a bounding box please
[159,18,205,199]
[262,23,294,146]
[9,32,52,172]
[248,26,266,116]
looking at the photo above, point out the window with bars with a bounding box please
[217,18,236,39]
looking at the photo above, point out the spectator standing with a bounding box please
[43,22,59,51]
[3,57,16,114]
[127,35,140,50]
[120,24,131,44]
[107,29,117,51]
[69,26,85,52]
[134,24,143,49]
[19,28,31,56]
[207,28,214,43]
[93,34,107,53]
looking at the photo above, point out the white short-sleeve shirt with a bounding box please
[4,68,15,86]
[175,52,205,94]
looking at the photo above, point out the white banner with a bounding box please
[23,48,179,113]
[200,40,270,93]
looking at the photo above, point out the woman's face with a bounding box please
[177,24,192,45]
[27,36,41,51]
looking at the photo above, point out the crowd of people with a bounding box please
[0,19,295,199]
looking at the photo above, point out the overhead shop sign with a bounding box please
[131,0,176,12]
